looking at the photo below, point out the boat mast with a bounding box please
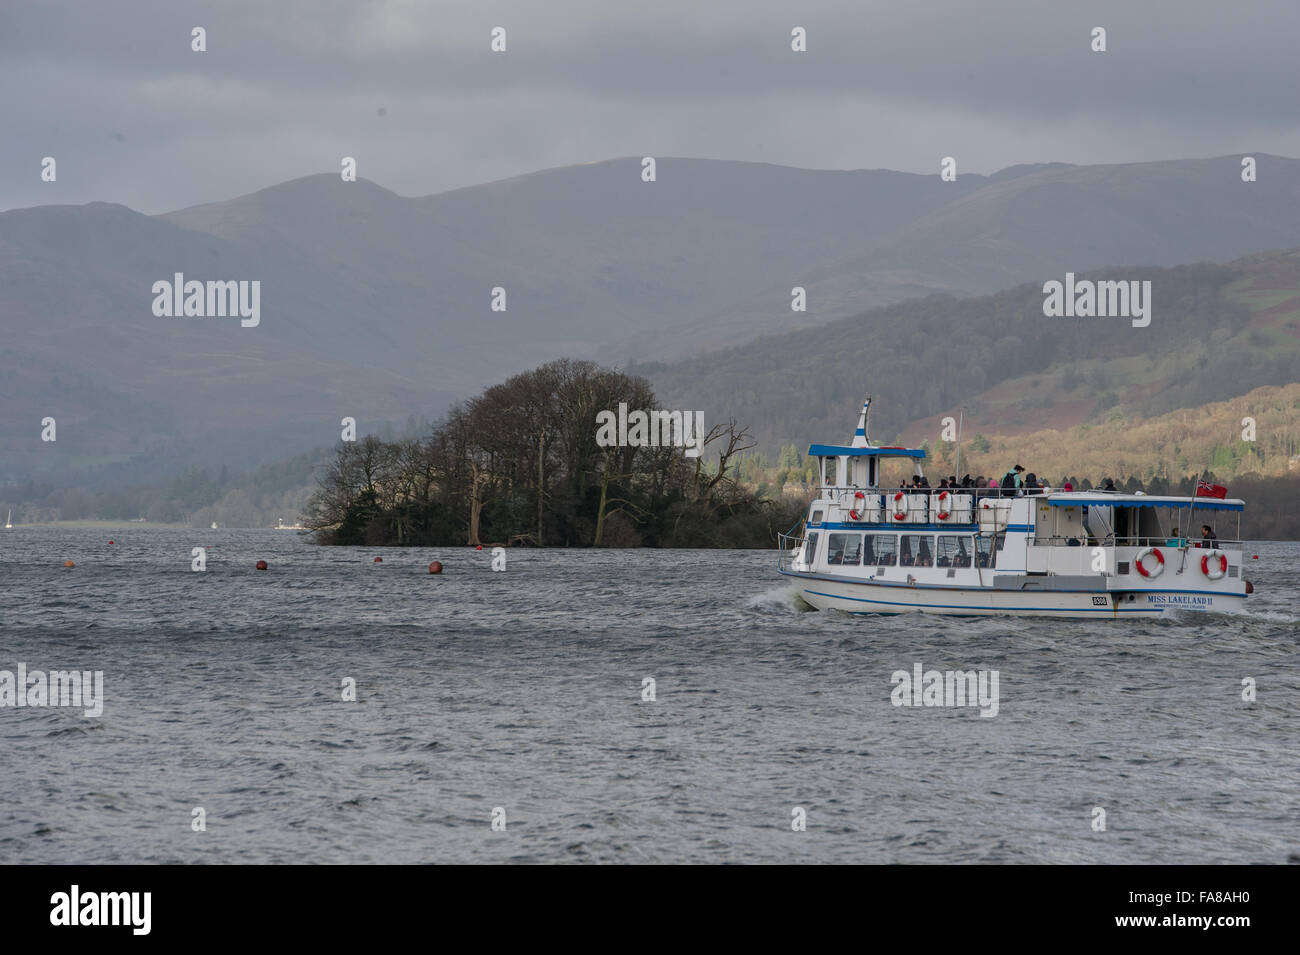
[953,408,964,483]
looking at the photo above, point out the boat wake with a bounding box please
[745,584,814,613]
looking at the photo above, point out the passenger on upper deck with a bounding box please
[1196,524,1218,548]
[1000,465,1025,497]
[1102,478,1117,492]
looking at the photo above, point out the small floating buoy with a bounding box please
[108,540,114,545]
[1245,580,1255,594]
[63,560,75,568]
[373,556,382,563]
[428,561,443,574]
[255,560,268,571]
[1252,554,1259,560]
[475,545,483,551]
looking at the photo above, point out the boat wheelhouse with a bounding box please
[777,398,1252,617]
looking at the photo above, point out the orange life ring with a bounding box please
[893,491,907,521]
[1201,551,1228,580]
[849,490,866,521]
[936,490,950,521]
[1134,547,1165,579]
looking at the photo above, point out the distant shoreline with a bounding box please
[13,520,305,530]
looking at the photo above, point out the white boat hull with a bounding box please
[783,571,1246,618]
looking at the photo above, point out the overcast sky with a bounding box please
[3,0,1298,214]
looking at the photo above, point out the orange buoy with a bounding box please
[373,556,383,563]
[428,561,443,574]
[63,560,75,568]
[255,560,268,571]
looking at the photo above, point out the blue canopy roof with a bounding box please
[1045,493,1244,512]
[807,444,927,459]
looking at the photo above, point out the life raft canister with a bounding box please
[1134,546,1165,578]
[936,490,950,521]
[1201,551,1228,580]
[893,491,908,521]
[849,490,866,522]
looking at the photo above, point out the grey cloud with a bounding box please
[2,0,1297,212]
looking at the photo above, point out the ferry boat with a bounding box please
[777,398,1253,617]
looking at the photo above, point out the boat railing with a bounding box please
[817,486,998,523]
[777,529,806,572]
[1030,534,1242,550]
[818,485,1036,503]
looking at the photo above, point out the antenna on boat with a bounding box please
[853,396,872,448]
[953,407,964,481]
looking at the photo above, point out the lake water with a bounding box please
[1,528,1296,864]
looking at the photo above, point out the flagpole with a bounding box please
[953,408,964,483]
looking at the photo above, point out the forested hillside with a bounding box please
[646,248,1300,475]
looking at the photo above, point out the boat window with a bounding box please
[863,533,897,566]
[827,532,862,566]
[936,535,972,568]
[975,535,997,569]
[809,508,823,525]
[899,533,934,568]
[803,532,820,566]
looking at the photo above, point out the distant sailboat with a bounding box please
[4,509,11,529]
[211,521,218,529]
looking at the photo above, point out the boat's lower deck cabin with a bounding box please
[811,529,994,570]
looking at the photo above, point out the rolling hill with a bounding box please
[644,247,1300,481]
[4,154,1300,492]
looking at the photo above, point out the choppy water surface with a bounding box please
[0,528,1296,864]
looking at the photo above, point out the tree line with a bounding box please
[303,359,803,547]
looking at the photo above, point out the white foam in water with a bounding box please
[745,584,810,612]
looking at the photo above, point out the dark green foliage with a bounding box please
[304,359,804,548]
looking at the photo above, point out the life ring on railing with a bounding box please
[1134,547,1165,579]
[849,490,866,522]
[892,491,908,521]
[1201,551,1228,580]
[936,490,950,521]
